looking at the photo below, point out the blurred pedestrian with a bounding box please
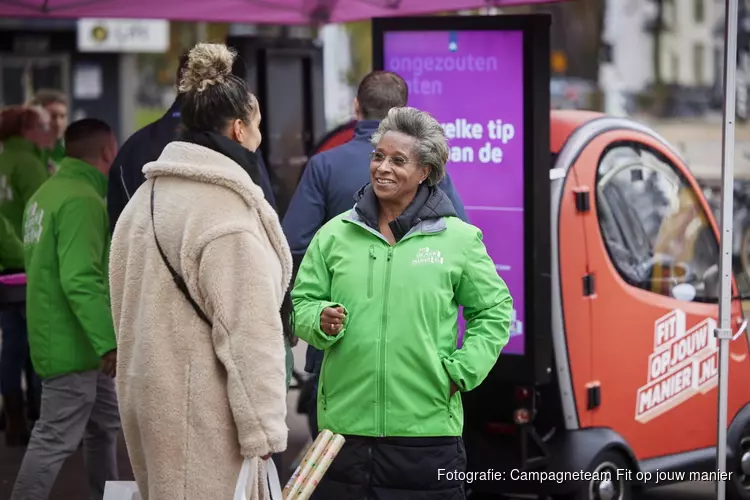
[107,52,277,234]
[291,107,512,500]
[12,118,120,500]
[29,89,69,173]
[282,70,468,439]
[0,105,54,445]
[109,43,290,500]
[0,105,54,237]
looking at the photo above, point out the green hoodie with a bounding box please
[291,186,512,438]
[0,136,51,239]
[0,213,24,272]
[23,157,116,379]
[41,140,66,174]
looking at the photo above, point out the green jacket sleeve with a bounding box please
[56,198,116,357]
[13,153,49,207]
[291,233,347,350]
[444,227,513,392]
[0,214,24,271]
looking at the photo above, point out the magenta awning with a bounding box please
[0,0,563,24]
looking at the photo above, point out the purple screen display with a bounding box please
[384,30,525,355]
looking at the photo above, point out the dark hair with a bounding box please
[178,43,257,134]
[64,118,113,159]
[0,106,45,140]
[30,89,68,108]
[176,53,189,87]
[356,71,408,121]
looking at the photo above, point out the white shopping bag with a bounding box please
[234,457,282,500]
[103,481,142,500]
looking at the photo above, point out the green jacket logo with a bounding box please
[412,246,444,265]
[24,202,44,245]
[0,175,13,203]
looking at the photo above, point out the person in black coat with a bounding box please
[107,54,277,233]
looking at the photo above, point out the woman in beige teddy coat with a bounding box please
[109,43,290,500]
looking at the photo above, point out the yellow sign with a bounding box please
[551,51,567,73]
[91,26,108,42]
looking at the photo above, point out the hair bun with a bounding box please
[178,43,236,93]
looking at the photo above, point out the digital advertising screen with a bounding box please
[383,30,526,355]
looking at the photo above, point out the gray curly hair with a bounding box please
[370,106,448,186]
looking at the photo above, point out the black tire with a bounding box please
[728,433,750,500]
[554,450,634,500]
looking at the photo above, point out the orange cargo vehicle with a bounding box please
[462,110,750,500]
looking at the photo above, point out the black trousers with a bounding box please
[312,435,467,500]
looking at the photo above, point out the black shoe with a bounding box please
[3,392,30,447]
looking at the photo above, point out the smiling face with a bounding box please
[370,130,430,205]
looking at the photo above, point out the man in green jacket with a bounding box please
[12,118,121,500]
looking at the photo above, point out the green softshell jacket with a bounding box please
[292,186,512,438]
[23,157,116,379]
[0,213,24,272]
[0,136,51,239]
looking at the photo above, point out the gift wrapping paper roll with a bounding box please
[293,434,346,500]
[283,430,334,499]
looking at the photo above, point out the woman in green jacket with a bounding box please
[0,105,54,445]
[291,106,513,500]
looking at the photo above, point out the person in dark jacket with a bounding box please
[107,54,277,233]
[282,70,468,438]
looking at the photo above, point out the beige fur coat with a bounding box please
[109,141,292,500]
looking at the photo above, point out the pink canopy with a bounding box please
[0,0,562,24]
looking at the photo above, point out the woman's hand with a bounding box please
[450,381,459,398]
[320,306,346,336]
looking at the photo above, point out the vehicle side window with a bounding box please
[596,144,720,303]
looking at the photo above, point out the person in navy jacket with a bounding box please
[282,70,467,438]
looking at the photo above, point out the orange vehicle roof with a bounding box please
[550,110,605,154]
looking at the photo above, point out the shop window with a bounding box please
[596,144,720,303]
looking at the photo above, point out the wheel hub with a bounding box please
[589,461,622,500]
[740,436,750,491]
[742,450,750,476]
[597,478,616,500]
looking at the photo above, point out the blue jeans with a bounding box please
[0,309,39,395]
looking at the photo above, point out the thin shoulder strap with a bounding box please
[150,179,213,327]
